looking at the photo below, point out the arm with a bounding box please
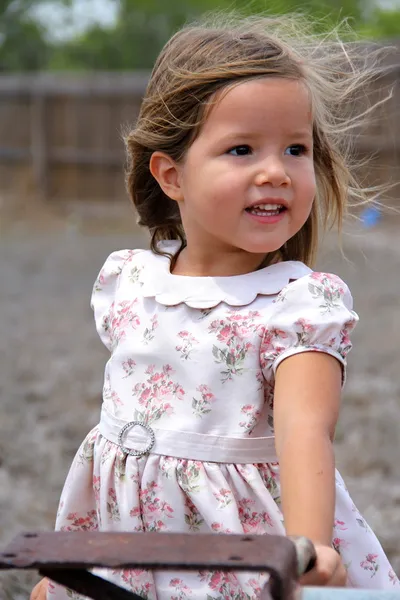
[274,350,341,545]
[274,351,347,586]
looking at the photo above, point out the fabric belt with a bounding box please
[98,406,278,464]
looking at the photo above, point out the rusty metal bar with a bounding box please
[1,531,300,600]
[2,532,400,600]
[0,531,296,574]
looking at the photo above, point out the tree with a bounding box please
[0,0,50,71]
[2,0,399,72]
[48,0,400,72]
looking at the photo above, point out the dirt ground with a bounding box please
[1,197,400,599]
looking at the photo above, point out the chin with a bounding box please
[242,243,282,256]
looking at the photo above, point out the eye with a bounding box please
[285,144,308,157]
[227,145,252,156]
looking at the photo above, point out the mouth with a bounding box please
[245,203,287,217]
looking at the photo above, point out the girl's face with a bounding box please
[157,77,316,273]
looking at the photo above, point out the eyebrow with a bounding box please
[217,129,313,143]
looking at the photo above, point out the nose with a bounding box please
[254,155,290,188]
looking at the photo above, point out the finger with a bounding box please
[329,560,348,587]
[300,552,346,588]
[30,578,48,600]
[299,548,338,587]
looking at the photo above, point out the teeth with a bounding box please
[251,209,280,216]
[252,204,283,210]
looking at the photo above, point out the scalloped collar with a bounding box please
[139,241,312,309]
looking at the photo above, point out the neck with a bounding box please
[171,245,272,277]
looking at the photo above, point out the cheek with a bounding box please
[300,164,316,198]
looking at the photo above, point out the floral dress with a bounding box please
[49,241,399,599]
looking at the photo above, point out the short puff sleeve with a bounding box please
[260,272,358,384]
[90,249,138,351]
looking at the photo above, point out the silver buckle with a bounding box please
[118,421,155,457]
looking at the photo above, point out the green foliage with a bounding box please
[0,0,49,71]
[0,0,399,72]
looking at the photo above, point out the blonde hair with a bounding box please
[125,13,389,267]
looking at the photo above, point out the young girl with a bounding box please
[33,13,399,600]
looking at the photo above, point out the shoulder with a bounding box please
[92,248,148,293]
[275,271,354,311]
[90,248,148,350]
[260,270,358,379]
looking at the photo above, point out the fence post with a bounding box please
[30,92,48,199]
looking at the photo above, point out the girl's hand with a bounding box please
[30,577,48,600]
[299,544,347,587]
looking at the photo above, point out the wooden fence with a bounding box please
[0,66,399,203]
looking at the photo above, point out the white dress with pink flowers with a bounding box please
[49,242,399,599]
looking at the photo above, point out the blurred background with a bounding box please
[0,0,399,598]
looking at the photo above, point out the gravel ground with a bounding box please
[1,199,399,598]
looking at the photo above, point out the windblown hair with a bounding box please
[125,13,389,267]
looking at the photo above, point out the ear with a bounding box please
[149,151,184,202]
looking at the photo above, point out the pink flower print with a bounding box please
[100,440,114,465]
[93,264,120,293]
[208,571,241,597]
[257,465,280,501]
[213,488,233,509]
[135,480,174,531]
[160,456,176,479]
[93,252,137,293]
[184,497,205,532]
[61,510,98,532]
[107,487,121,522]
[93,475,101,503]
[360,554,380,578]
[130,469,140,486]
[115,448,127,480]
[209,311,261,382]
[217,325,232,343]
[132,364,185,425]
[47,581,57,595]
[110,390,123,409]
[211,522,232,534]
[389,570,399,585]
[122,358,136,378]
[334,519,348,531]
[332,537,349,554]
[294,317,317,346]
[311,271,344,290]
[248,577,262,594]
[238,498,273,533]
[120,568,155,599]
[128,265,143,285]
[239,404,261,434]
[256,370,264,391]
[308,273,345,314]
[170,577,193,600]
[106,299,140,349]
[260,327,288,369]
[77,429,97,465]
[273,289,287,303]
[209,571,223,591]
[176,330,199,360]
[177,461,202,493]
[143,315,158,344]
[338,318,357,358]
[192,384,215,418]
